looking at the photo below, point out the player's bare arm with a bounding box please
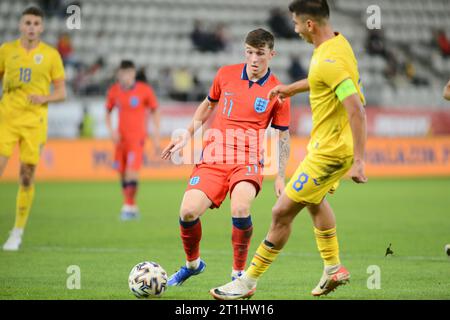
[268,78,310,102]
[275,129,290,197]
[443,80,450,101]
[29,79,66,105]
[161,97,217,160]
[105,109,119,144]
[342,92,368,184]
[150,108,161,154]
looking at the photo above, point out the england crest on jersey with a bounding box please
[254,97,269,113]
[34,54,43,64]
[130,96,139,108]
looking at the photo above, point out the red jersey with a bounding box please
[105,81,158,140]
[204,63,290,164]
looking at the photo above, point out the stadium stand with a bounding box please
[1,0,449,118]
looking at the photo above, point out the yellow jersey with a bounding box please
[307,33,365,158]
[0,39,65,127]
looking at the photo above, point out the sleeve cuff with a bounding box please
[52,77,65,82]
[207,95,219,102]
[271,124,289,131]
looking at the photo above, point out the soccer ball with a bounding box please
[128,261,168,298]
[445,244,450,256]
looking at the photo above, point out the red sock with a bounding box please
[180,219,202,262]
[232,225,253,271]
[123,181,137,205]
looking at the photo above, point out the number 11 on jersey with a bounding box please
[223,98,233,117]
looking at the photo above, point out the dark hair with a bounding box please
[119,60,135,69]
[245,28,275,50]
[22,6,44,18]
[289,0,330,20]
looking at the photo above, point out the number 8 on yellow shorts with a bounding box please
[285,155,353,205]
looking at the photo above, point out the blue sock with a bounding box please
[232,216,252,230]
[179,217,200,228]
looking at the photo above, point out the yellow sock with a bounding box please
[314,227,340,266]
[246,241,281,280]
[14,185,35,229]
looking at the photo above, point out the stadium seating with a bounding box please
[0,0,449,108]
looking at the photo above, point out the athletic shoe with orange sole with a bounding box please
[311,265,350,297]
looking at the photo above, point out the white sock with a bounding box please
[12,228,24,236]
[186,258,200,270]
[241,272,257,288]
[324,264,341,275]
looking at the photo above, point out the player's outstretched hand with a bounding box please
[161,132,190,160]
[349,159,368,184]
[267,84,291,103]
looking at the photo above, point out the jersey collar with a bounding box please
[315,32,341,52]
[17,38,42,54]
[241,64,271,88]
[119,82,136,91]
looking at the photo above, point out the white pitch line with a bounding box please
[26,246,450,262]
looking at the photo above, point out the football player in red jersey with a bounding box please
[161,29,291,286]
[106,60,160,220]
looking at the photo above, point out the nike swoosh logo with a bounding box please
[320,280,329,290]
[214,289,242,296]
[225,92,234,96]
[324,59,336,63]
[12,55,20,60]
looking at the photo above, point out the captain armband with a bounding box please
[335,78,358,102]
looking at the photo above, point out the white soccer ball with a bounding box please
[445,244,450,256]
[128,261,168,298]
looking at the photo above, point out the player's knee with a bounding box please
[179,206,200,222]
[271,203,283,218]
[20,164,36,184]
[271,204,290,226]
[20,175,34,187]
[231,203,251,218]
[20,171,34,187]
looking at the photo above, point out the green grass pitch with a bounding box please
[0,178,449,300]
